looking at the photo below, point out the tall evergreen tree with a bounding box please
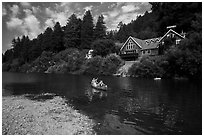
[12,37,21,58]
[52,22,64,52]
[42,27,53,51]
[64,14,81,49]
[81,10,94,49]
[106,30,116,40]
[20,35,30,63]
[3,49,14,63]
[94,14,106,40]
[28,38,42,62]
[115,23,130,42]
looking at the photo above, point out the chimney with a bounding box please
[167,25,176,30]
[181,30,186,38]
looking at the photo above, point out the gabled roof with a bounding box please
[120,36,142,51]
[120,36,161,51]
[132,37,161,50]
[159,29,185,42]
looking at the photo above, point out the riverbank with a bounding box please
[2,94,96,135]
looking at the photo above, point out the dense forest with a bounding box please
[2,2,202,79]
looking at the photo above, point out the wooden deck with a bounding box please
[119,53,138,61]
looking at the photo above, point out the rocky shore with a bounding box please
[2,94,96,135]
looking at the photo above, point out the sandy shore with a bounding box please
[2,94,96,135]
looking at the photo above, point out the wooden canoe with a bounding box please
[91,82,108,91]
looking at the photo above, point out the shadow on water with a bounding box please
[68,88,107,108]
[2,72,202,135]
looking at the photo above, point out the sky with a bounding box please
[2,2,152,53]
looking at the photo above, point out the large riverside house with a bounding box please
[119,29,186,60]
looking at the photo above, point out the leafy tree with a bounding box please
[134,27,157,40]
[106,30,116,40]
[162,37,175,51]
[91,39,116,57]
[115,3,201,41]
[163,10,201,79]
[117,21,124,29]
[128,56,164,78]
[155,2,202,33]
[172,33,201,79]
[3,49,14,63]
[149,2,162,13]
[29,51,54,73]
[94,15,106,40]
[83,56,103,75]
[81,10,94,49]
[64,14,81,49]
[101,54,124,75]
[115,23,130,42]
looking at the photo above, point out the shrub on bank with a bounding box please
[82,54,124,75]
[8,58,23,72]
[45,62,68,73]
[128,56,164,78]
[2,63,11,72]
[83,56,103,75]
[53,48,79,62]
[101,54,124,75]
[19,63,31,73]
[28,51,54,73]
[45,48,87,73]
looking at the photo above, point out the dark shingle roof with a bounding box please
[131,37,161,50]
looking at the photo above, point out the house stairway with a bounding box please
[114,61,138,77]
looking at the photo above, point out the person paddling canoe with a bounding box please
[91,78,107,90]
[91,78,98,87]
[98,80,104,87]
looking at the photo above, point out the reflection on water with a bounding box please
[85,88,108,102]
[2,72,202,135]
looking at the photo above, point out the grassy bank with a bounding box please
[2,94,96,135]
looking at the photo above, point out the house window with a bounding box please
[127,39,134,50]
[162,41,164,45]
[172,34,175,37]
[176,39,181,45]
[167,34,170,38]
[148,50,151,53]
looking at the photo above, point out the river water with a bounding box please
[2,72,202,134]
